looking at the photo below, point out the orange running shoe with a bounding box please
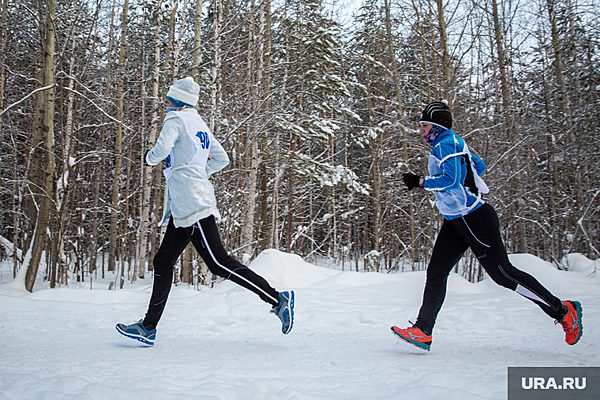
[557,300,583,345]
[391,324,432,351]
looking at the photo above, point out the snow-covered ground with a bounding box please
[0,250,598,400]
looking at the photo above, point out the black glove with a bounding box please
[144,150,151,166]
[402,173,423,191]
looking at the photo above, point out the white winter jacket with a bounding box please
[146,108,230,228]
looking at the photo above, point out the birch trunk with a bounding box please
[490,0,518,248]
[0,0,6,122]
[165,0,178,82]
[170,0,187,81]
[435,0,451,100]
[109,0,129,276]
[137,0,163,280]
[1,0,18,276]
[545,0,566,114]
[258,0,273,252]
[25,0,57,292]
[240,0,259,258]
[271,0,285,250]
[384,0,417,260]
[182,246,193,284]
[191,0,203,82]
[210,0,222,135]
[52,33,78,288]
[491,0,514,128]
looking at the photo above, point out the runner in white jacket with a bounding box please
[146,102,228,228]
[116,77,294,345]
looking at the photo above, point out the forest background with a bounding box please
[0,0,598,292]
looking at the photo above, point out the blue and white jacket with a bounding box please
[423,129,489,220]
[146,109,230,228]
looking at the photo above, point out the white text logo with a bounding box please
[521,377,587,390]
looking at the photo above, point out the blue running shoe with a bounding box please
[271,290,295,334]
[116,320,156,346]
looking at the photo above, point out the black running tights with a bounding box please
[143,216,279,329]
[415,203,566,334]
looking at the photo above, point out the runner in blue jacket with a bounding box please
[391,101,583,351]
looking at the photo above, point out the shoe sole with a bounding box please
[115,325,155,346]
[282,290,295,335]
[570,301,583,345]
[390,326,431,351]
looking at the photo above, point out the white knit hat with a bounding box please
[166,77,200,107]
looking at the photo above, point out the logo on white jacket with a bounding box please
[196,131,210,149]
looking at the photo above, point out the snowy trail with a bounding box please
[1,250,598,399]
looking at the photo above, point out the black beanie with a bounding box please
[419,100,452,130]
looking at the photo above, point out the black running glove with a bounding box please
[402,173,424,191]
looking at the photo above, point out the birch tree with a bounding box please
[25,0,57,292]
[108,0,129,285]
